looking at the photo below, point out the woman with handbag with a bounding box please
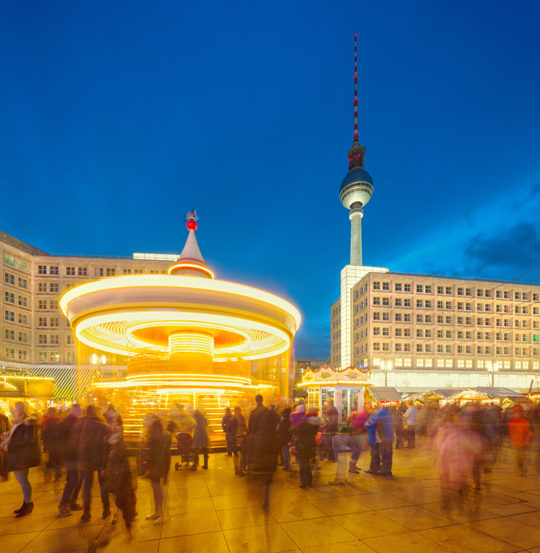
[3,402,41,517]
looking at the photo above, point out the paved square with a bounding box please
[2,443,540,552]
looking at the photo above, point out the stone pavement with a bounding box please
[2,443,540,553]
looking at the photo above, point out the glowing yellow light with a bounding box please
[168,331,214,357]
[60,274,301,331]
[167,262,215,279]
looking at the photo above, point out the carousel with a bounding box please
[298,365,372,422]
[60,211,301,441]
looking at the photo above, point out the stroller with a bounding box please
[174,432,193,470]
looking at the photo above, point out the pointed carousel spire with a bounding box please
[168,210,215,278]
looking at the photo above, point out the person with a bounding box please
[322,399,339,460]
[222,407,233,455]
[365,406,394,476]
[244,395,280,509]
[292,408,321,488]
[508,405,531,476]
[277,408,292,471]
[105,415,136,534]
[77,405,110,523]
[57,404,83,517]
[347,404,368,473]
[142,417,170,524]
[393,405,405,449]
[404,403,418,448]
[104,404,119,426]
[0,408,10,481]
[41,407,63,481]
[290,401,307,428]
[227,406,247,456]
[3,402,40,517]
[189,408,209,470]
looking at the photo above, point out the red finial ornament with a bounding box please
[186,220,197,231]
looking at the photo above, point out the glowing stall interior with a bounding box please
[60,213,301,441]
[298,366,372,422]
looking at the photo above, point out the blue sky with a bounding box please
[1,0,539,358]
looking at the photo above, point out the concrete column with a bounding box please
[357,387,365,409]
[349,208,363,266]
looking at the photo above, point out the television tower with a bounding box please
[339,34,373,266]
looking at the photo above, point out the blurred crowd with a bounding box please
[1,395,539,536]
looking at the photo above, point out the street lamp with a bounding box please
[91,353,107,378]
[486,361,499,387]
[381,360,393,386]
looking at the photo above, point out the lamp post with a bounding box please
[91,353,107,379]
[381,360,393,387]
[487,361,499,387]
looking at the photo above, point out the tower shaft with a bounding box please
[350,208,363,266]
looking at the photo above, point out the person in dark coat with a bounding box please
[105,415,136,534]
[365,406,394,476]
[57,404,83,516]
[4,402,41,517]
[142,417,170,525]
[189,408,209,470]
[277,408,292,471]
[77,405,111,523]
[292,409,321,488]
[42,407,62,481]
[244,395,280,509]
[222,407,233,455]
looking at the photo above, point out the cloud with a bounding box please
[465,222,540,275]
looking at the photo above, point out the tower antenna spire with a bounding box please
[353,33,359,144]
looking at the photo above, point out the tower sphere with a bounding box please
[339,168,373,210]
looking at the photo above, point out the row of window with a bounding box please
[37,334,73,345]
[37,282,60,293]
[37,300,58,310]
[4,311,29,325]
[371,281,540,300]
[365,358,540,370]
[4,329,28,342]
[4,254,29,272]
[4,292,29,307]
[368,329,539,341]
[3,347,28,360]
[371,342,538,356]
[370,312,537,328]
[36,265,166,277]
[4,272,28,289]
[37,351,74,363]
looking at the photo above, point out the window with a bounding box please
[373,327,380,336]
[425,329,432,338]
[4,272,15,285]
[437,344,443,353]
[395,344,402,352]
[18,314,28,325]
[446,287,452,295]
[95,268,104,277]
[437,330,444,339]
[425,344,432,352]
[457,316,464,324]
[50,335,59,345]
[4,310,15,322]
[417,299,424,307]
[445,330,452,338]
[66,352,74,363]
[382,328,390,336]
[106,268,116,276]
[373,297,380,305]
[394,298,402,307]
[437,286,443,294]
[78,267,88,276]
[395,328,402,337]
[4,329,15,340]
[38,265,47,275]
[403,328,411,337]
[416,344,423,352]
[38,300,47,310]
[38,352,47,362]
[50,283,59,293]
[485,290,491,298]
[466,288,472,296]
[373,312,380,321]
[66,267,75,275]
[477,289,484,297]
[404,284,411,292]
[49,300,56,310]
[4,347,15,359]
[457,288,464,296]
[416,329,423,337]
[382,313,390,321]
[445,301,452,309]
[437,315,443,324]
[416,284,423,293]
[404,314,412,322]
[437,301,443,309]
[373,343,380,351]
[123,268,132,274]
[404,344,411,352]
[395,313,402,322]
[4,291,15,304]
[425,315,432,323]
[18,296,28,307]
[38,282,46,292]
[18,350,28,361]
[445,345,452,353]
[50,318,59,327]
[382,282,389,291]
[394,283,402,292]
[404,299,411,307]
[38,335,47,344]
[425,285,432,293]
[425,300,432,308]
[38,317,47,327]
[50,352,60,362]
[446,316,452,324]
[49,266,59,275]
[416,314,423,323]
[382,297,390,306]
[373,282,380,290]
[382,343,389,351]
[457,331,463,339]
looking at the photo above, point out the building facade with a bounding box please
[1,230,175,396]
[331,272,540,389]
